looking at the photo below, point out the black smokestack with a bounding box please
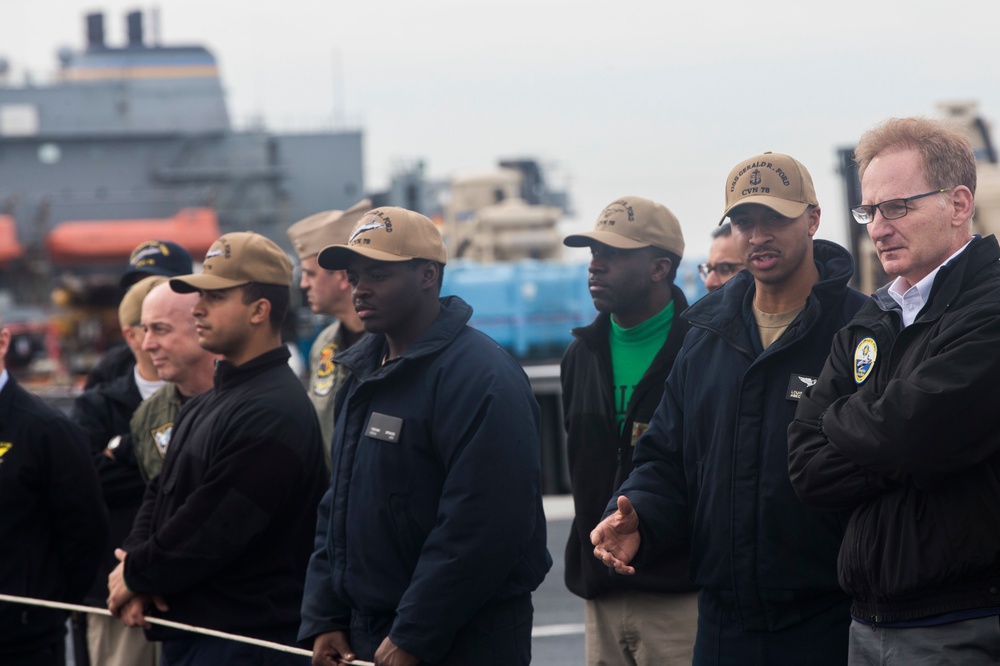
[126,11,144,47]
[86,12,105,50]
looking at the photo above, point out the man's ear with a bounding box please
[420,261,441,290]
[650,256,673,283]
[249,298,272,326]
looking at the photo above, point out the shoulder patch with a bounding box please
[854,337,877,384]
[313,341,340,397]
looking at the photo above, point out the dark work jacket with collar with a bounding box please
[124,346,326,641]
[561,283,697,599]
[70,370,148,605]
[0,376,108,657]
[611,240,867,632]
[789,235,1000,623]
[299,296,551,664]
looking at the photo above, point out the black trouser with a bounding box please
[694,590,850,666]
[2,639,65,666]
[350,594,533,665]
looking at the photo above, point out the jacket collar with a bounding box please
[683,239,857,345]
[872,234,1000,322]
[336,295,473,379]
[214,345,291,390]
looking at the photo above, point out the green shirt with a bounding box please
[609,301,674,433]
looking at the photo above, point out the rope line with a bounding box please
[0,593,374,666]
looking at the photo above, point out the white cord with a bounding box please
[0,593,374,666]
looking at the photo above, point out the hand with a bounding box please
[374,636,419,666]
[590,495,640,575]
[120,596,150,628]
[107,548,136,616]
[119,594,170,628]
[312,630,356,666]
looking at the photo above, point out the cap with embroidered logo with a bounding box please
[119,275,168,327]
[120,240,194,289]
[317,207,448,270]
[563,196,684,257]
[286,198,373,261]
[170,232,292,293]
[719,152,818,224]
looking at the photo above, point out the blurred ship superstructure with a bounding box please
[0,10,363,305]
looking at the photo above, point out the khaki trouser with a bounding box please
[87,614,158,666]
[585,589,699,666]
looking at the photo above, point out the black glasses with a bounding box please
[698,262,743,281]
[851,188,952,225]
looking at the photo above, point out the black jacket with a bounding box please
[124,346,327,641]
[70,371,148,605]
[299,296,551,663]
[612,240,866,631]
[789,235,1000,623]
[0,375,108,657]
[561,284,696,599]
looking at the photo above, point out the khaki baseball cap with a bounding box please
[563,196,685,257]
[170,232,292,293]
[317,207,448,270]
[720,152,818,224]
[119,275,167,327]
[286,198,372,260]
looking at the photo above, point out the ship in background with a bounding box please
[0,9,362,374]
[0,10,363,286]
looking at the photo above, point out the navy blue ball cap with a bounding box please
[120,240,194,289]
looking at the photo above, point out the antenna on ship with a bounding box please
[150,6,162,47]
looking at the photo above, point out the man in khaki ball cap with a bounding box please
[561,196,698,665]
[286,199,370,469]
[108,231,327,665]
[592,154,868,665]
[299,207,550,666]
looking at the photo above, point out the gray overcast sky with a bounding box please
[3,0,999,258]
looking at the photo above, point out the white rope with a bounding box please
[0,593,374,666]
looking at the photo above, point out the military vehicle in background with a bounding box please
[839,101,1000,294]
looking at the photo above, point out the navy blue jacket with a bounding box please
[612,240,866,631]
[299,296,551,663]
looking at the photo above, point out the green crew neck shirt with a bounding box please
[609,301,674,434]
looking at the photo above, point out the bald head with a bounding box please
[141,282,218,396]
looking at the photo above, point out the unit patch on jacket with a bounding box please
[0,441,10,467]
[786,374,817,401]
[313,341,339,397]
[151,423,173,459]
[854,337,877,384]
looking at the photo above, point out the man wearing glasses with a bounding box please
[790,118,1000,663]
[698,222,743,292]
[592,153,867,665]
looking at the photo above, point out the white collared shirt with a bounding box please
[0,368,8,393]
[888,239,972,328]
